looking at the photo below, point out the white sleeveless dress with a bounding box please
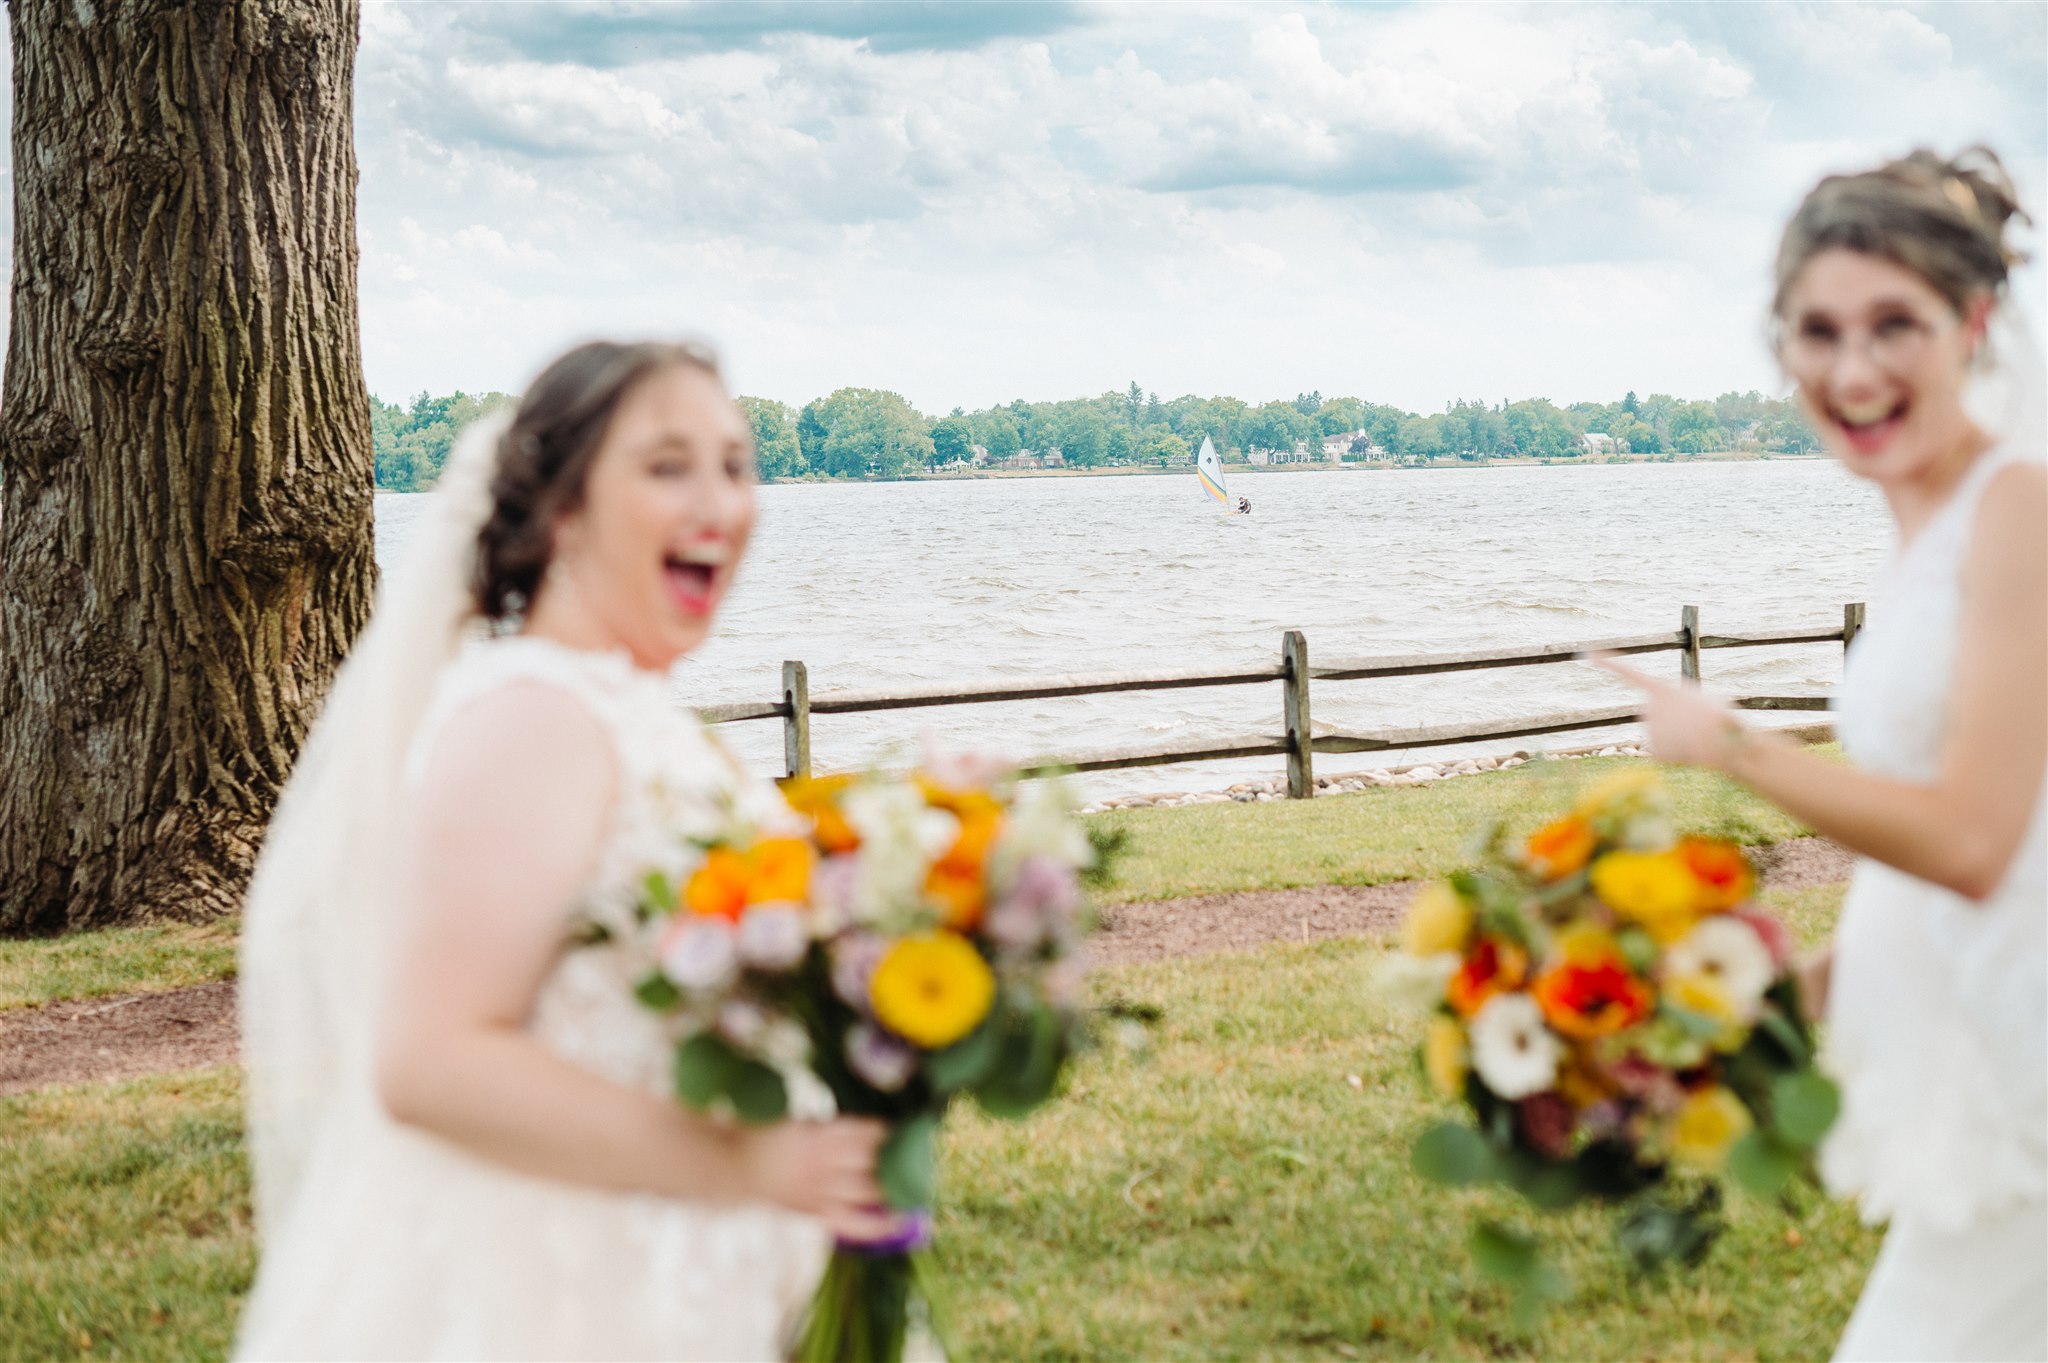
[1825,450,2048,1362]
[235,637,829,1361]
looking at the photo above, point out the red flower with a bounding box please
[1532,951,1653,1041]
[1447,937,1529,1017]
[1517,1091,1578,1159]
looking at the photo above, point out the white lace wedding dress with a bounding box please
[236,636,829,1361]
[1824,448,2048,1362]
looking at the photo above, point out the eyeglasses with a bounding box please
[1776,312,1951,382]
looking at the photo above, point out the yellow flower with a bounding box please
[1665,972,1738,1026]
[1402,882,1474,957]
[869,932,997,1049]
[1424,1015,1469,1098]
[1575,767,1663,818]
[1671,1085,1753,1171]
[1590,851,1700,944]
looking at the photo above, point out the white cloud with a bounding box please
[0,3,2038,416]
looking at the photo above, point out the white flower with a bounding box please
[736,904,810,971]
[1468,993,1562,1099]
[759,1018,812,1070]
[1001,779,1093,870]
[1369,951,1460,1013]
[1663,916,1775,1021]
[844,783,959,860]
[716,999,768,1047]
[660,919,739,994]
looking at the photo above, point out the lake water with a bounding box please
[374,461,1891,797]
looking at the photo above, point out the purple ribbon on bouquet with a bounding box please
[837,1208,933,1257]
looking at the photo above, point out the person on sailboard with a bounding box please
[1236,496,1252,515]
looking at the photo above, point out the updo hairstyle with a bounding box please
[473,339,722,621]
[1773,144,2031,322]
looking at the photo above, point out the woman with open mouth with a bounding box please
[1598,147,2046,1362]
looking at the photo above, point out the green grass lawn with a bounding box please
[2,885,1865,1362]
[1092,755,1814,904]
[1,755,1818,1011]
[0,920,238,1013]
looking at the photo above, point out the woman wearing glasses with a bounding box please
[1599,148,2045,1361]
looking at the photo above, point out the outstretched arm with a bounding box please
[1594,462,2046,903]
[376,680,896,1238]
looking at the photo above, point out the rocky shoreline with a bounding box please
[1079,741,1652,813]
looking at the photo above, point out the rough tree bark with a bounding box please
[0,1,374,934]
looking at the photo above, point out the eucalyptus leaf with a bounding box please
[1411,1122,1491,1186]
[728,1059,790,1125]
[1770,1070,1840,1150]
[880,1112,940,1211]
[635,971,681,1011]
[1727,1128,1800,1199]
[673,1032,739,1110]
[927,1019,1002,1093]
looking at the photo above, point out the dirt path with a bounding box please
[0,838,1855,1097]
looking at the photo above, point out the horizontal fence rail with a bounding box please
[701,602,1865,798]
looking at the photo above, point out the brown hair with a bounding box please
[1773,144,2031,320]
[473,339,722,620]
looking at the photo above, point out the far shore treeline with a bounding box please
[372,383,1820,493]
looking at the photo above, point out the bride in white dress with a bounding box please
[235,341,898,1360]
[1601,148,2044,1361]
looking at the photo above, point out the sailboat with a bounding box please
[1195,435,1233,510]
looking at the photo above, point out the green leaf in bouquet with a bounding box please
[639,870,676,923]
[926,1018,1002,1093]
[1612,926,1659,976]
[1726,1128,1800,1199]
[880,1112,941,1211]
[674,1032,740,1110]
[974,1004,1065,1119]
[1769,1070,1840,1150]
[727,1059,790,1124]
[1469,1221,1571,1323]
[1498,1148,1585,1211]
[1616,1189,1723,1273]
[1754,999,1813,1068]
[635,970,681,1011]
[1411,1121,1492,1186]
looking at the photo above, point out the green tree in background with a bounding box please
[1668,400,1727,454]
[930,416,976,467]
[371,390,512,491]
[809,387,934,478]
[1139,429,1191,466]
[737,396,805,479]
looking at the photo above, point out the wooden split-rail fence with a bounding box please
[698,603,1867,799]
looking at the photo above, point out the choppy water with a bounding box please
[375,461,1890,796]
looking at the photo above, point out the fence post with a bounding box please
[1843,602,1865,656]
[782,660,811,780]
[1680,604,1701,682]
[1283,630,1313,798]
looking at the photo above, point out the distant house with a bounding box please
[1001,451,1044,470]
[969,443,990,467]
[1322,429,1371,459]
[1042,448,1065,468]
[1251,441,1318,466]
[1580,432,1618,456]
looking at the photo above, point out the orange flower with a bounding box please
[1524,814,1597,880]
[782,774,861,854]
[685,846,749,921]
[1677,837,1754,911]
[745,837,815,905]
[683,838,815,922]
[1447,937,1530,1017]
[1531,930,1654,1040]
[924,806,1002,930]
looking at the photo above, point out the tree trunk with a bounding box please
[0,0,373,935]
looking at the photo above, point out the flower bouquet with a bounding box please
[628,751,1114,1362]
[1380,769,1837,1314]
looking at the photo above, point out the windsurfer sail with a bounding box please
[1195,435,1230,507]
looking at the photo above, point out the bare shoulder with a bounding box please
[413,679,620,830]
[1971,462,2048,562]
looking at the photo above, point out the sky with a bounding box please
[6,2,2047,415]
